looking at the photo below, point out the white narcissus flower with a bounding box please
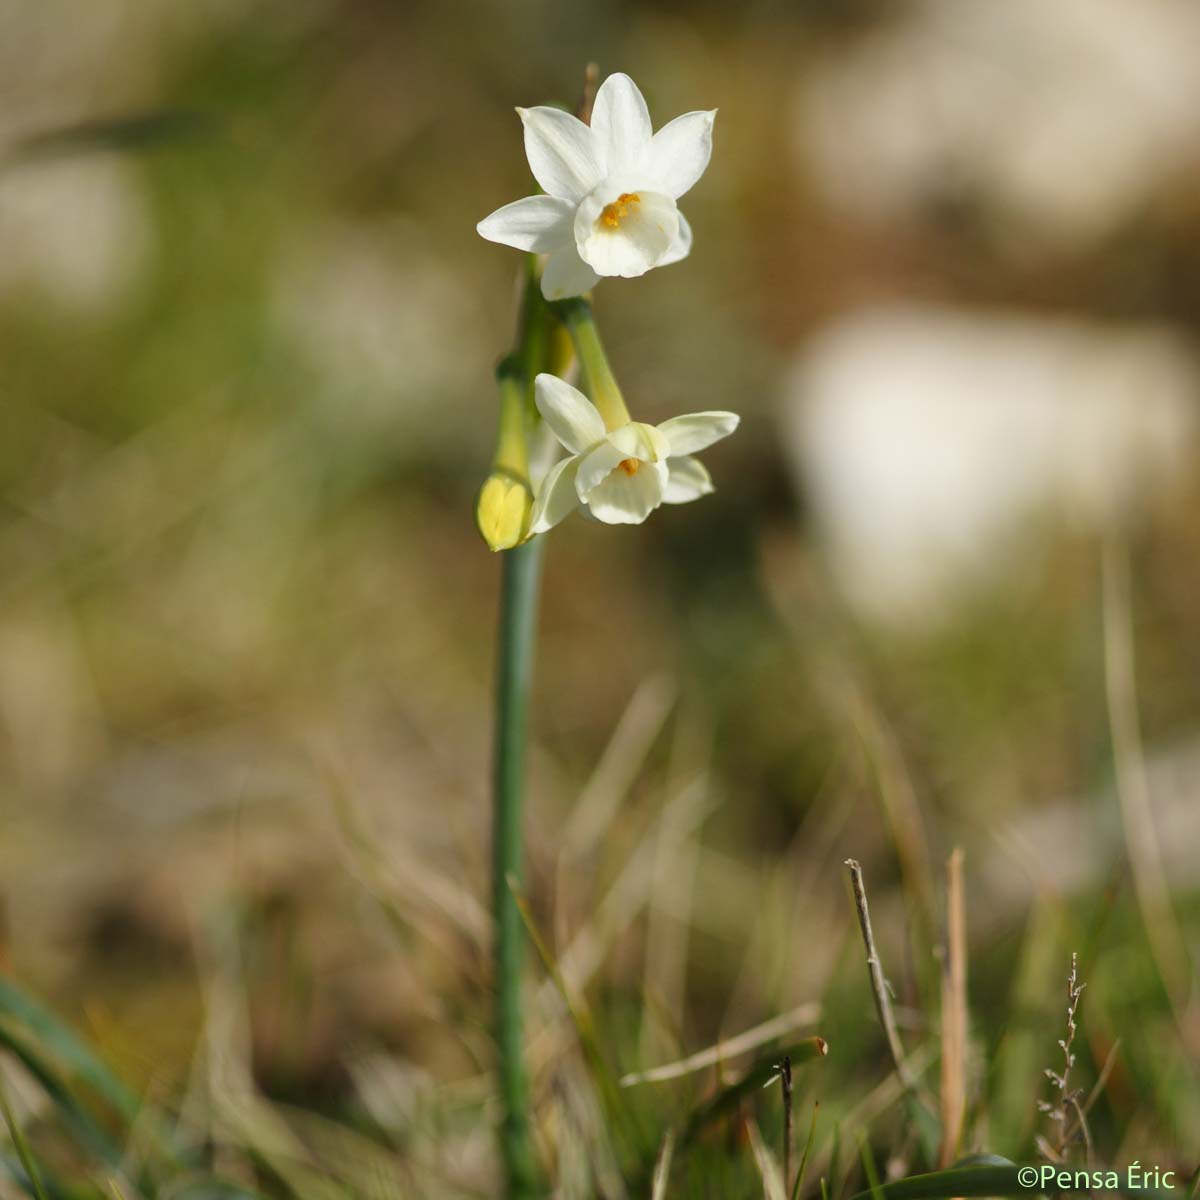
[528,374,738,530]
[477,73,716,301]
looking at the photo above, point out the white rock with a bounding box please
[798,0,1200,246]
[781,305,1198,624]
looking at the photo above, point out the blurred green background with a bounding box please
[1,0,1198,1195]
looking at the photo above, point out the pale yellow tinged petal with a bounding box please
[662,455,714,504]
[607,421,670,462]
[657,411,739,456]
[529,455,582,533]
[534,374,606,455]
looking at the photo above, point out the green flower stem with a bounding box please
[552,296,632,430]
[493,357,531,483]
[518,257,551,416]
[490,256,556,1199]
[493,533,543,1199]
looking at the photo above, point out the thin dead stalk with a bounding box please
[576,63,599,125]
[844,859,918,1093]
[1101,539,1191,1017]
[1062,1037,1120,1145]
[619,1002,821,1087]
[938,848,967,1166]
[650,1130,674,1200]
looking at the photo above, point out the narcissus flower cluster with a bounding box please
[476,72,736,549]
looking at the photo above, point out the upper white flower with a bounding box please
[528,374,738,531]
[477,73,716,301]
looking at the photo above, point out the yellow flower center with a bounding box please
[599,193,641,231]
[617,458,641,476]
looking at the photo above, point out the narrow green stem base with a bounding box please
[492,536,545,1198]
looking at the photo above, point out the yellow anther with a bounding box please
[599,192,641,230]
[617,458,641,476]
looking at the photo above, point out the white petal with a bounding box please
[576,440,627,496]
[526,420,561,492]
[658,211,692,267]
[590,73,652,174]
[657,410,739,456]
[663,455,714,504]
[477,194,575,252]
[534,373,606,455]
[643,110,716,199]
[607,420,670,463]
[540,246,601,300]
[517,106,603,203]
[574,188,679,278]
[529,455,582,533]
[584,459,667,525]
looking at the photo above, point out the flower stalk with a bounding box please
[553,295,630,429]
[488,257,555,1199]
[492,529,542,1199]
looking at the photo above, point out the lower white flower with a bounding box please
[528,374,739,531]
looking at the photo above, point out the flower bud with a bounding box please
[476,470,533,551]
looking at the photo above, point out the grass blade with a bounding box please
[510,882,639,1155]
[0,1079,50,1200]
[791,1101,819,1200]
[0,979,141,1124]
[748,1119,788,1200]
[0,1021,123,1168]
[858,1134,885,1200]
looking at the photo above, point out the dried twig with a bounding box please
[576,63,599,125]
[1066,1093,1093,1165]
[938,848,967,1166]
[650,1129,675,1200]
[844,860,918,1093]
[619,1002,821,1087]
